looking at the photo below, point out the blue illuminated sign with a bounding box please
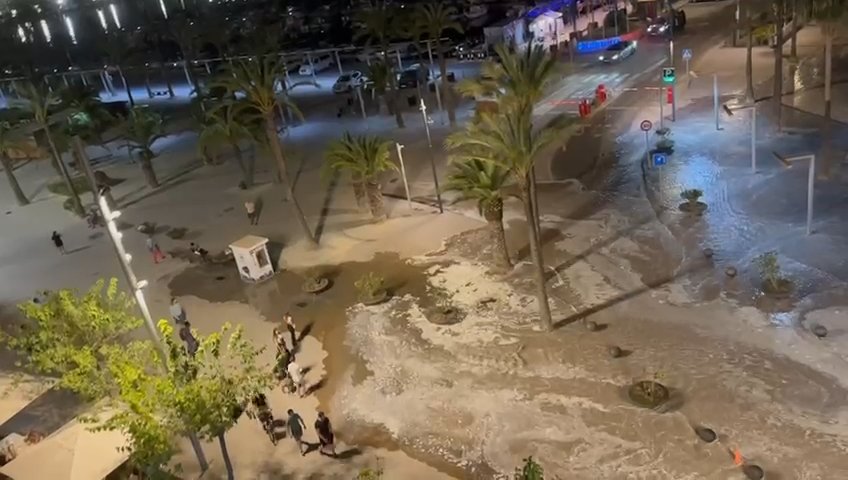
[577,36,623,53]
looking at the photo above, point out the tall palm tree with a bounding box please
[418,2,463,126]
[812,0,848,119]
[771,0,788,128]
[16,81,85,216]
[366,60,391,114]
[211,57,317,245]
[447,109,568,330]
[0,122,29,206]
[122,107,166,188]
[101,31,136,107]
[324,133,396,219]
[446,159,511,270]
[743,9,771,103]
[197,103,260,187]
[356,1,405,128]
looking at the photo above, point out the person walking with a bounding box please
[284,312,298,349]
[273,327,291,356]
[51,231,65,255]
[244,200,258,225]
[145,236,165,264]
[314,412,336,457]
[170,297,186,324]
[190,243,210,263]
[286,409,308,456]
[287,359,306,397]
[179,321,198,357]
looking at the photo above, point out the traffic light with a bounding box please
[662,67,676,84]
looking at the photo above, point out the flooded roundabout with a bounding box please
[168,191,848,479]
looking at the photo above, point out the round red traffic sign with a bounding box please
[640,120,653,131]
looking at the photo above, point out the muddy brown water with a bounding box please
[169,252,481,478]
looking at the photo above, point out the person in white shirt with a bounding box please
[287,360,306,397]
[169,297,186,324]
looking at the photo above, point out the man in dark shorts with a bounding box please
[286,409,307,455]
[314,411,336,457]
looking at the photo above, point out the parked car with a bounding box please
[598,40,636,63]
[646,10,686,35]
[298,54,333,75]
[333,71,367,93]
[397,64,429,89]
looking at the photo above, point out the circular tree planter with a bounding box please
[585,320,600,332]
[302,277,330,294]
[694,426,717,443]
[427,305,465,325]
[761,279,793,298]
[742,465,765,480]
[608,346,623,358]
[678,202,708,215]
[360,290,390,306]
[811,324,828,338]
[725,266,738,278]
[627,381,670,409]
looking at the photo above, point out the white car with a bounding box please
[298,54,332,75]
[333,71,367,93]
[598,40,637,63]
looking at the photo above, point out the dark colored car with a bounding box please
[398,64,430,89]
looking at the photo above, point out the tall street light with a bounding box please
[419,98,444,213]
[775,153,816,236]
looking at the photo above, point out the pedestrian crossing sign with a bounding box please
[662,67,676,84]
[653,152,668,166]
[682,48,693,60]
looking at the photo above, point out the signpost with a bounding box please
[661,67,676,122]
[652,152,667,167]
[640,119,653,166]
[662,67,676,84]
[682,48,692,78]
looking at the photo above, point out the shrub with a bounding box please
[755,251,784,291]
[515,456,544,480]
[47,176,91,197]
[354,272,384,300]
[355,468,383,480]
[655,137,675,152]
[680,189,703,204]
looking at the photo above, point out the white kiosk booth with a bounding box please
[229,235,274,283]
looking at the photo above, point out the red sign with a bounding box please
[667,87,674,104]
[640,120,653,131]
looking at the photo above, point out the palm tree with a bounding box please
[122,107,166,188]
[356,1,405,128]
[324,133,396,219]
[101,31,136,107]
[0,122,29,206]
[16,81,85,216]
[197,103,260,187]
[366,60,391,114]
[211,57,317,245]
[771,0,789,128]
[812,0,848,119]
[446,159,511,270]
[417,2,463,126]
[449,45,568,330]
[743,9,771,103]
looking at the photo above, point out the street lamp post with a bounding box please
[419,99,444,213]
[425,41,444,122]
[732,103,758,172]
[395,143,413,210]
[780,153,816,236]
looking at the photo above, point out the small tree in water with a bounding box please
[515,456,544,480]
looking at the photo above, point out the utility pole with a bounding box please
[419,99,444,213]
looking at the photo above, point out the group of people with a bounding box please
[274,313,307,397]
[170,297,198,356]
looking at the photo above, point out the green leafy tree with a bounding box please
[366,60,391,115]
[1,278,141,399]
[0,122,30,206]
[15,81,84,216]
[449,46,570,331]
[356,1,405,128]
[514,456,544,480]
[446,159,512,270]
[197,102,260,186]
[324,133,396,219]
[156,320,272,480]
[122,107,166,188]
[211,57,317,245]
[417,2,463,126]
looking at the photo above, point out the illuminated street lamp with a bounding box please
[419,98,444,213]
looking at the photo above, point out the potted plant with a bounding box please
[301,267,330,293]
[355,272,389,305]
[755,251,792,297]
[426,288,465,325]
[654,136,675,154]
[627,371,670,409]
[678,188,707,214]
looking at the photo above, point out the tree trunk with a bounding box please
[232,142,253,187]
[352,177,366,209]
[772,2,784,131]
[482,197,511,270]
[520,180,553,331]
[139,150,160,188]
[436,42,455,126]
[217,433,234,480]
[789,0,798,58]
[0,153,28,206]
[144,68,154,98]
[160,63,175,99]
[822,25,833,177]
[365,180,385,219]
[187,432,209,472]
[45,126,84,216]
[117,65,135,107]
[382,51,405,128]
[745,14,755,103]
[263,117,317,245]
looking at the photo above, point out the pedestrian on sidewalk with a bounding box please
[145,236,165,264]
[51,231,65,255]
[273,327,291,356]
[190,242,210,263]
[179,321,198,357]
[286,409,308,456]
[314,412,336,457]
[244,200,258,225]
[284,312,298,349]
[170,297,187,324]
[287,359,306,397]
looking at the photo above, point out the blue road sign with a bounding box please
[682,48,693,60]
[653,152,667,166]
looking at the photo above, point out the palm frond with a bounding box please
[324,132,396,181]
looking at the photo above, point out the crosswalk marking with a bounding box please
[535,71,633,116]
